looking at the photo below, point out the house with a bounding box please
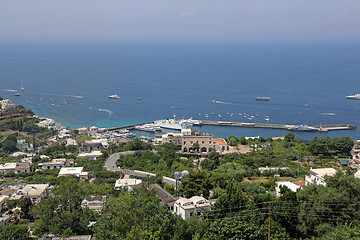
[0,99,17,116]
[174,196,212,220]
[81,196,106,212]
[38,158,74,170]
[114,178,142,191]
[17,184,50,203]
[58,167,89,181]
[275,181,303,197]
[77,151,102,160]
[354,170,360,179]
[150,184,176,211]
[213,138,229,153]
[0,162,30,174]
[66,138,78,146]
[0,196,9,212]
[16,139,33,152]
[0,215,9,226]
[79,139,108,153]
[155,132,182,145]
[181,131,214,153]
[305,168,337,186]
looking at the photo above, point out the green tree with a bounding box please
[19,198,33,217]
[178,170,213,198]
[0,225,30,240]
[284,132,295,142]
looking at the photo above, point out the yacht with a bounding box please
[183,118,203,126]
[154,115,192,131]
[346,93,360,100]
[14,93,21,96]
[218,114,223,118]
[256,97,271,101]
[108,94,120,99]
[287,125,317,132]
[21,79,25,91]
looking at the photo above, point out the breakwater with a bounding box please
[106,120,356,132]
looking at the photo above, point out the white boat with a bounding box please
[346,93,360,100]
[183,118,203,126]
[21,79,25,91]
[154,115,192,131]
[14,93,21,96]
[218,114,223,118]
[287,125,317,132]
[265,118,270,121]
[108,94,120,99]
[256,97,271,101]
[135,125,156,132]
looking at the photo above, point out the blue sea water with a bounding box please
[0,42,359,139]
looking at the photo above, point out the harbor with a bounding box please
[106,119,357,133]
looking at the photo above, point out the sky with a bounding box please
[0,0,360,43]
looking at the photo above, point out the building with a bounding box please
[258,166,289,173]
[81,196,106,212]
[181,131,214,153]
[174,196,212,219]
[155,132,182,145]
[17,184,50,203]
[38,158,74,170]
[0,162,30,174]
[150,184,176,211]
[213,138,229,153]
[114,178,142,191]
[275,181,303,197]
[15,139,33,152]
[355,170,360,179]
[0,196,9,212]
[77,151,103,160]
[58,167,89,181]
[0,99,17,116]
[305,168,337,186]
[79,139,108,153]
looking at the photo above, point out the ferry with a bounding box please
[256,97,271,101]
[154,115,192,131]
[346,93,360,100]
[108,94,120,99]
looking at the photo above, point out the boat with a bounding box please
[21,79,24,91]
[108,94,120,99]
[14,93,21,96]
[346,93,360,100]
[154,115,192,131]
[218,114,223,118]
[265,118,270,121]
[287,125,317,132]
[183,118,203,126]
[137,98,142,100]
[256,97,271,101]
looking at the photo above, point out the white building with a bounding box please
[174,196,212,219]
[354,170,360,179]
[114,178,142,191]
[305,168,337,186]
[77,151,102,160]
[275,181,303,197]
[17,184,50,203]
[0,162,30,174]
[38,158,74,170]
[58,167,89,180]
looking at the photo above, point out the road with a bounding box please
[104,150,177,185]
[104,151,135,171]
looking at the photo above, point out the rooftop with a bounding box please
[213,138,227,144]
[59,167,84,175]
[309,168,337,178]
[115,178,142,188]
[20,184,49,197]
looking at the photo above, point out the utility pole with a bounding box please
[268,201,271,240]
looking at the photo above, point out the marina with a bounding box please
[107,119,357,133]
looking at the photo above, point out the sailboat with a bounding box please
[21,79,25,91]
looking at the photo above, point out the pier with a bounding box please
[106,120,356,132]
[201,120,356,132]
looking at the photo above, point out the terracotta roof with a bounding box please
[293,182,305,187]
[213,138,227,144]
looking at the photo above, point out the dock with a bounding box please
[106,120,356,133]
[201,120,356,132]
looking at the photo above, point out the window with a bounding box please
[191,141,193,144]
[209,141,211,144]
[184,141,186,144]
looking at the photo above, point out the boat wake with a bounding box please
[63,95,84,99]
[321,113,336,116]
[211,100,233,105]
[0,89,18,92]
[98,108,113,117]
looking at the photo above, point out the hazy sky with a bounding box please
[0,0,359,43]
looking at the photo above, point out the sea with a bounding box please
[0,42,359,140]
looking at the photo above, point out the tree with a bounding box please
[32,177,92,236]
[19,198,32,217]
[95,187,193,240]
[284,132,295,142]
[178,170,213,198]
[192,142,200,152]
[0,225,30,240]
